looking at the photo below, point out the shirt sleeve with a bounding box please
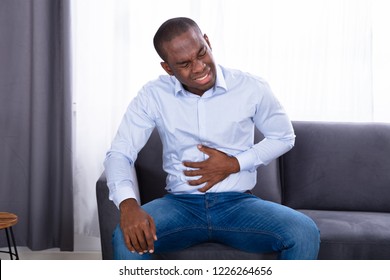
[235,80,295,171]
[103,89,156,208]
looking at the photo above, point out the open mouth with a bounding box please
[195,73,209,81]
[194,67,213,84]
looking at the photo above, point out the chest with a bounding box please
[154,91,257,145]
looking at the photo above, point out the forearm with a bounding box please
[104,152,140,208]
[104,92,156,207]
[235,136,295,172]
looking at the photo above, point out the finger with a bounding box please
[123,232,136,253]
[142,220,156,254]
[147,217,157,253]
[183,169,203,176]
[137,221,156,253]
[198,181,215,192]
[197,144,217,155]
[187,176,208,186]
[130,231,144,253]
[148,216,157,241]
[183,161,204,169]
[127,221,150,254]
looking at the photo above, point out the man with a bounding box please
[104,17,320,259]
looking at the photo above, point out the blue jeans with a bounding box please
[112,192,320,260]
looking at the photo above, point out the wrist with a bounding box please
[119,198,139,211]
[229,156,240,173]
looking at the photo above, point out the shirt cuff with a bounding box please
[109,183,140,208]
[235,148,260,172]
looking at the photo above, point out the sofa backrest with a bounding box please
[135,128,282,204]
[282,121,390,212]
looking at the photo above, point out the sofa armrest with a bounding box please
[96,172,119,260]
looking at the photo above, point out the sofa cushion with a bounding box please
[300,209,390,259]
[282,121,390,212]
[156,242,277,260]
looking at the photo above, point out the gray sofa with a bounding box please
[96,121,390,259]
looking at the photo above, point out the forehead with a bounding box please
[163,28,205,62]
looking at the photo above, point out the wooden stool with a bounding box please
[0,212,19,260]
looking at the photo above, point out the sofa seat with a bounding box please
[155,242,277,260]
[300,210,390,259]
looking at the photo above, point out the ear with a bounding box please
[160,62,174,76]
[204,34,212,50]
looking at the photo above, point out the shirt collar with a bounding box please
[174,64,227,96]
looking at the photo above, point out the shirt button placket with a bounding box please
[197,97,207,158]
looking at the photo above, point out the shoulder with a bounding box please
[220,65,272,93]
[142,74,175,93]
[134,74,176,102]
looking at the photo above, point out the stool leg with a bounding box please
[9,227,19,260]
[5,228,13,260]
[4,227,19,260]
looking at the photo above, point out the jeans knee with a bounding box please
[284,214,320,248]
[278,214,320,259]
[296,215,320,243]
[296,216,320,257]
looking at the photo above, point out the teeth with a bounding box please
[196,74,208,81]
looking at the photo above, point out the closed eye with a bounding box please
[198,47,207,58]
[178,62,190,68]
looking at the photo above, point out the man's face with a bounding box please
[160,28,217,96]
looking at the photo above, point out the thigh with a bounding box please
[118,194,210,255]
[147,194,215,252]
[210,193,316,253]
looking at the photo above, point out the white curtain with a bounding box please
[71,0,390,238]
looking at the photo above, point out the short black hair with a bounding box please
[153,17,202,61]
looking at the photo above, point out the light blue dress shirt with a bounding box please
[104,65,295,207]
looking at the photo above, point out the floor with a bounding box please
[0,247,102,260]
[0,235,102,260]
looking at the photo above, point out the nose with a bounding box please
[192,59,205,73]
